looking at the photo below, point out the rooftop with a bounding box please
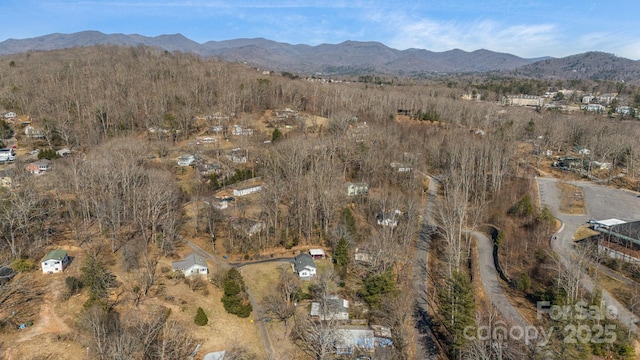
[43,249,68,262]
[293,253,316,273]
[172,253,207,270]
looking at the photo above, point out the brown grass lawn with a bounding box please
[500,281,540,325]
[595,272,639,318]
[240,261,304,359]
[154,269,265,360]
[240,261,290,305]
[574,225,600,241]
[557,182,586,214]
[1,249,265,359]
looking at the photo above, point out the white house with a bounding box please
[171,253,209,278]
[210,125,224,133]
[582,95,595,104]
[177,154,197,167]
[293,253,316,279]
[390,162,412,172]
[377,209,402,228]
[596,93,617,105]
[233,184,262,197]
[226,148,248,163]
[24,125,45,139]
[41,249,69,274]
[231,125,253,136]
[25,159,51,174]
[4,112,16,119]
[346,182,369,196]
[582,104,605,112]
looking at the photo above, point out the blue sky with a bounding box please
[1,0,639,59]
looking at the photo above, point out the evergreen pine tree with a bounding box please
[194,306,208,326]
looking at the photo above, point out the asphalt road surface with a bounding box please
[473,230,530,326]
[537,177,640,334]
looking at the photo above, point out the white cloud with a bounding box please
[383,13,560,58]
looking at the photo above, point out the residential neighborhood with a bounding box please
[3,41,640,360]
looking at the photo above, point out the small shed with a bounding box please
[309,249,326,259]
[41,249,69,274]
[233,184,262,197]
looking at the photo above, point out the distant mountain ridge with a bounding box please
[1,31,639,80]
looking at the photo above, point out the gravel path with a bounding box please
[413,176,442,359]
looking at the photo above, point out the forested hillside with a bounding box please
[1,46,640,359]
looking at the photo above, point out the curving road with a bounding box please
[537,177,640,334]
[473,231,530,326]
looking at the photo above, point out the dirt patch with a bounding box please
[1,275,82,360]
[574,225,600,241]
[557,182,586,214]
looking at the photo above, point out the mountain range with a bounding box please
[1,31,640,81]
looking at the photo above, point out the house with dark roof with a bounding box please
[41,249,69,274]
[293,253,316,279]
[172,253,209,278]
[583,220,640,264]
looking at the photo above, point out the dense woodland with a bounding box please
[1,46,640,359]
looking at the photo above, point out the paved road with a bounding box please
[537,177,640,334]
[184,238,276,359]
[473,230,530,326]
[413,176,442,359]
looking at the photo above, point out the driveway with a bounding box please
[537,177,640,334]
[413,176,441,359]
[183,238,276,358]
[473,231,530,326]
